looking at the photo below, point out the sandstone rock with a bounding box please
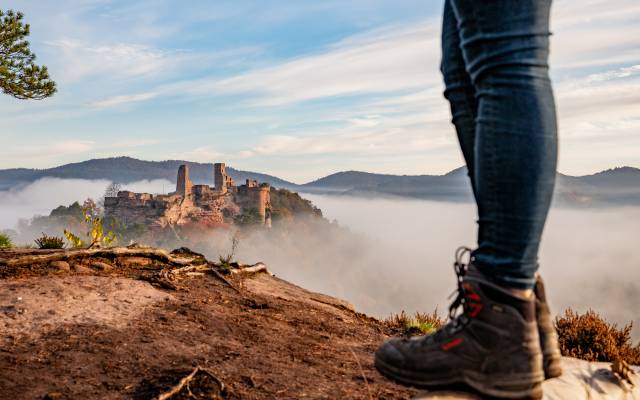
[72,264,91,274]
[411,357,640,399]
[91,261,113,271]
[49,261,70,272]
[117,256,153,268]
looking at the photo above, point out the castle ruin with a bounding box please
[104,163,271,228]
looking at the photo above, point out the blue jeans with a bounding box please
[441,0,558,289]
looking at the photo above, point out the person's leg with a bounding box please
[451,0,558,290]
[440,0,478,199]
[374,1,557,397]
[445,0,562,379]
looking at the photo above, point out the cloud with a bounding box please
[587,64,640,82]
[45,39,183,84]
[9,140,96,160]
[166,147,225,163]
[90,92,159,108]
[211,23,441,106]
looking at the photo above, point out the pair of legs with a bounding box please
[375,1,560,398]
[442,0,558,289]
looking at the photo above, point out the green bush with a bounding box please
[234,208,263,226]
[269,188,323,219]
[34,232,65,249]
[0,232,13,248]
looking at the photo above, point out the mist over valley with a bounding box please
[1,176,638,340]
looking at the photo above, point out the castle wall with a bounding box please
[104,192,177,227]
[235,183,271,223]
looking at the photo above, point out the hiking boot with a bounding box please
[375,247,544,399]
[534,274,563,379]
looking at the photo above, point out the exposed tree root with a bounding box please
[0,246,273,299]
[155,366,230,400]
[228,262,272,276]
[0,246,192,268]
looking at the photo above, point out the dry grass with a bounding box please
[555,308,640,365]
[384,310,445,336]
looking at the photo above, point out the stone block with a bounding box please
[49,261,70,272]
[72,264,92,274]
[91,261,113,271]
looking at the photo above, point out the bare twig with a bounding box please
[348,345,372,400]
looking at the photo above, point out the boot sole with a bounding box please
[375,357,543,400]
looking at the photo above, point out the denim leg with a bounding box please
[450,0,558,289]
[440,0,478,199]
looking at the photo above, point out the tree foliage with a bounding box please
[0,232,13,248]
[63,199,117,248]
[0,9,56,100]
[104,182,122,198]
[269,187,323,221]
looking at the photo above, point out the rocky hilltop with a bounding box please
[104,163,271,228]
[0,247,638,399]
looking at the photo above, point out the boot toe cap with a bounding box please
[375,338,406,367]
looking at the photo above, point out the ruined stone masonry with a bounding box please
[104,163,271,228]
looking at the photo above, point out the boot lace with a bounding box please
[448,246,472,320]
[428,246,473,341]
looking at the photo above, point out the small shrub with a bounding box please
[63,202,117,248]
[0,232,13,248]
[218,234,239,270]
[34,232,65,249]
[384,310,445,336]
[555,308,640,365]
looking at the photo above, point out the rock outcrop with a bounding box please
[0,247,637,399]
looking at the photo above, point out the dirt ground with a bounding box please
[0,248,419,399]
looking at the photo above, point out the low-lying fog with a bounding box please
[0,177,172,227]
[1,178,638,340]
[301,194,640,341]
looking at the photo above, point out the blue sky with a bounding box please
[1,0,638,183]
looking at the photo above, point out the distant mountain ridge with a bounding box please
[1,157,639,206]
[300,166,640,206]
[0,157,295,191]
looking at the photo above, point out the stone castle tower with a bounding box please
[214,163,235,194]
[176,164,193,198]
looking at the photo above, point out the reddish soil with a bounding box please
[0,249,418,399]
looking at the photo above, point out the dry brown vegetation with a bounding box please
[555,308,640,365]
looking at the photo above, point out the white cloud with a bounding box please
[166,147,225,163]
[587,64,640,82]
[91,92,159,108]
[45,39,182,83]
[9,140,96,160]
[213,23,440,105]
